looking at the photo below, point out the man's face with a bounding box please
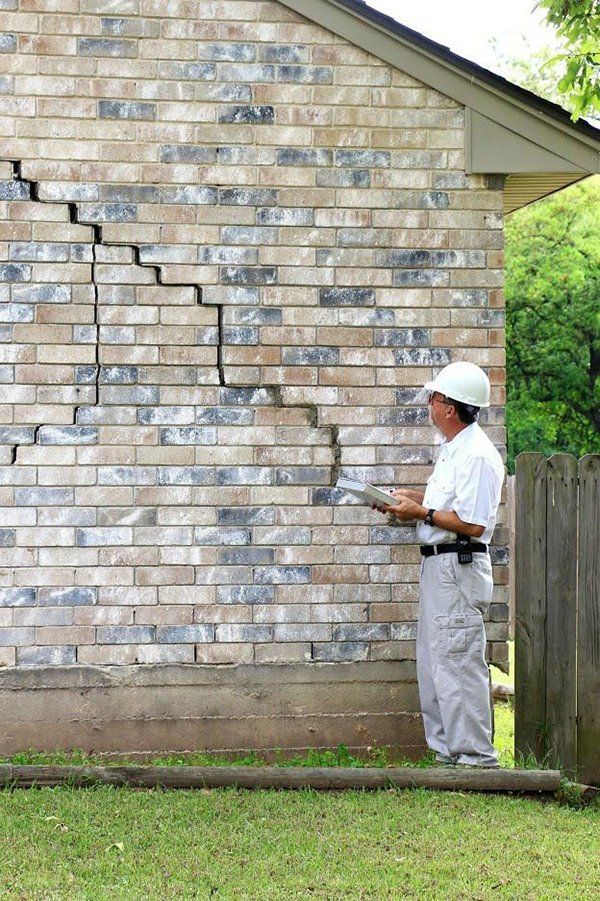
[427,391,452,432]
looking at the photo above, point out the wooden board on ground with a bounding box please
[0,764,561,793]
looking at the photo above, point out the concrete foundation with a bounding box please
[0,662,426,759]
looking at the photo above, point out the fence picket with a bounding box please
[515,453,547,762]
[544,454,578,773]
[577,455,600,785]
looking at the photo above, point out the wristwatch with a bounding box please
[424,508,436,527]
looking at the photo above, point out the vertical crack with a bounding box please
[331,425,342,486]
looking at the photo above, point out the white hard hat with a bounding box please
[424,362,490,408]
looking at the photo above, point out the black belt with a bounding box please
[420,541,488,557]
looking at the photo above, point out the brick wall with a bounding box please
[0,0,508,674]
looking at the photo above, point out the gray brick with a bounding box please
[159,427,217,445]
[226,308,282,325]
[393,270,449,287]
[312,642,369,662]
[0,628,35,647]
[102,386,159,405]
[319,288,375,307]
[98,466,155,486]
[391,622,418,640]
[198,42,255,61]
[275,624,331,641]
[196,407,253,425]
[0,264,31,283]
[216,467,273,486]
[38,587,96,607]
[0,324,11,342]
[259,44,308,63]
[432,250,486,268]
[216,624,273,642]
[97,626,155,644]
[222,326,258,345]
[198,246,255,266]
[317,169,370,188]
[76,528,133,546]
[218,105,274,124]
[277,148,332,167]
[0,303,33,323]
[0,34,17,53]
[393,348,452,366]
[0,529,15,547]
[99,366,138,384]
[335,150,390,168]
[374,328,430,347]
[377,407,429,425]
[254,566,311,585]
[217,64,275,82]
[98,100,155,120]
[38,507,96,527]
[40,182,98,201]
[217,585,275,604]
[18,646,76,666]
[100,185,159,203]
[13,608,72,626]
[490,546,509,565]
[221,226,277,245]
[275,467,330,485]
[490,603,510,622]
[0,366,14,384]
[217,507,275,526]
[282,346,339,365]
[219,188,278,206]
[370,526,417,544]
[160,145,217,163]
[137,407,193,425]
[157,467,214,486]
[447,289,489,308]
[194,527,251,546]
[312,487,350,506]
[12,284,70,304]
[157,624,214,643]
[220,266,277,286]
[377,250,431,267]
[217,547,275,565]
[37,426,98,445]
[277,65,332,83]
[395,151,447,169]
[15,488,73,506]
[74,325,97,343]
[256,207,313,226]
[333,624,390,641]
[0,75,14,93]
[76,366,98,384]
[160,62,215,81]
[219,387,279,406]
[78,37,137,57]
[160,186,218,205]
[0,588,36,608]
[0,180,29,200]
[77,203,137,222]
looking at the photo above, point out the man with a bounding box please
[374,361,505,767]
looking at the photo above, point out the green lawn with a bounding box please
[0,701,598,900]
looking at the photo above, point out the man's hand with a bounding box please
[371,495,424,522]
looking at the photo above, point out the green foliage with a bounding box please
[505,177,600,471]
[538,0,600,119]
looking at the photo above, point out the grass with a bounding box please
[0,701,598,899]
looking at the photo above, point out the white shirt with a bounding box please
[416,422,505,546]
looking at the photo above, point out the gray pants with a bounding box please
[417,551,498,766]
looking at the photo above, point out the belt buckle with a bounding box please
[432,545,439,556]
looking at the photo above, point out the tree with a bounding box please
[505,178,600,470]
[537,0,600,120]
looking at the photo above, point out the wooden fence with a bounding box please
[515,454,600,784]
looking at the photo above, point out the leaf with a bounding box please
[104,841,124,853]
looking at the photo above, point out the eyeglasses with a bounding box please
[428,392,452,405]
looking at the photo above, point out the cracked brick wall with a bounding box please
[0,0,509,674]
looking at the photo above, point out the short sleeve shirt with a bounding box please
[415,422,505,545]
